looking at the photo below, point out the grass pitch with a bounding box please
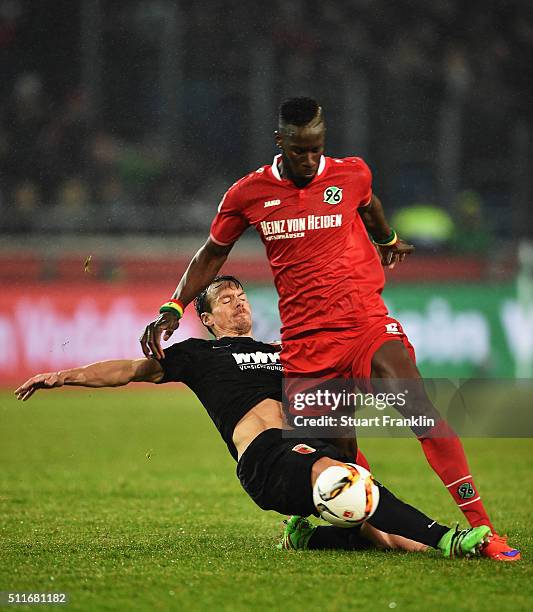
[1,388,531,611]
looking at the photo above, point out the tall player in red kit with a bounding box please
[140,98,519,561]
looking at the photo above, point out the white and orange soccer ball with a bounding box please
[313,463,380,527]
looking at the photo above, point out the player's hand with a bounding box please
[376,239,415,269]
[140,311,180,359]
[14,372,64,401]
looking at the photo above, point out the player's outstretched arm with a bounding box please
[14,358,164,402]
[359,194,415,269]
[140,237,233,359]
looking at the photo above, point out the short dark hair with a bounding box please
[194,275,244,319]
[279,97,321,127]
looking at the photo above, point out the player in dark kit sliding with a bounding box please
[16,276,491,559]
[140,98,518,561]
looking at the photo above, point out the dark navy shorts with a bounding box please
[236,428,349,516]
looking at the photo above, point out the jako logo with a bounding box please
[264,199,281,208]
[232,352,280,364]
[386,322,400,334]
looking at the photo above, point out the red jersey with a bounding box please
[210,155,388,340]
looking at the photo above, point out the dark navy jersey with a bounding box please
[158,336,282,459]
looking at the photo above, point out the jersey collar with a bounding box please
[270,154,326,182]
[215,336,255,344]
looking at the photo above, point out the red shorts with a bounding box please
[281,315,415,381]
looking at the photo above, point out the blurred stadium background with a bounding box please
[1,0,532,385]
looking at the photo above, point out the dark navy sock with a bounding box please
[367,482,448,548]
[308,525,373,550]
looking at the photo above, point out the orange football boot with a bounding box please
[481,533,521,561]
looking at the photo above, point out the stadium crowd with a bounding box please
[0,0,531,242]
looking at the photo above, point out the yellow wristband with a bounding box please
[159,300,184,318]
[373,229,398,247]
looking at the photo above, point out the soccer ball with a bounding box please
[313,463,380,528]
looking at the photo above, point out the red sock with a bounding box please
[356,449,371,471]
[419,420,494,531]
